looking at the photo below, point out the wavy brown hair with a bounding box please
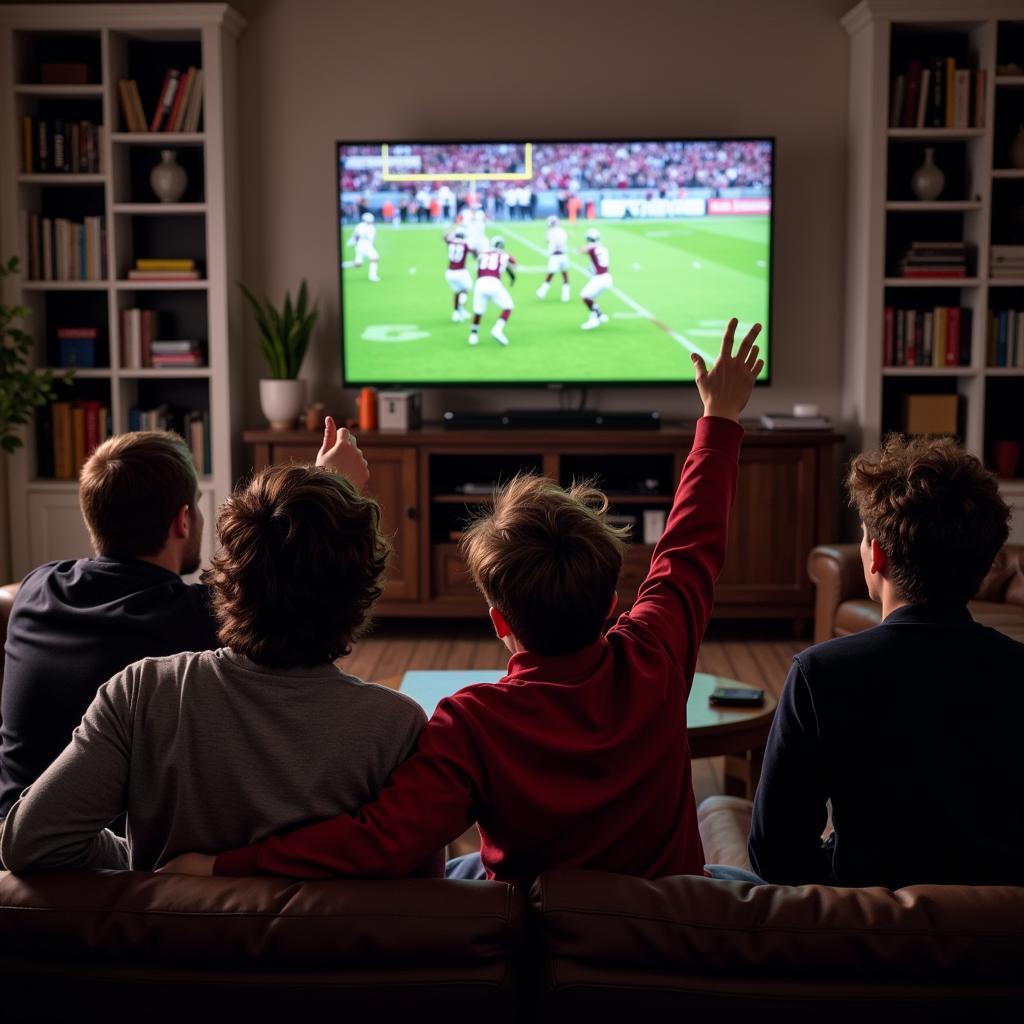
[460,473,629,655]
[847,434,1009,605]
[207,464,389,666]
[80,430,198,559]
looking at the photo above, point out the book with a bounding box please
[126,269,201,280]
[22,115,32,173]
[150,69,181,132]
[945,56,956,127]
[136,258,196,270]
[915,68,931,128]
[889,75,905,128]
[51,401,74,480]
[923,310,934,366]
[883,307,894,365]
[152,339,198,354]
[974,69,986,128]
[128,79,147,132]
[183,69,204,132]
[929,57,945,128]
[953,69,971,129]
[118,79,143,132]
[902,61,923,127]
[167,67,195,132]
[759,413,831,431]
[946,306,960,365]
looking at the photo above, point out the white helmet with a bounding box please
[492,236,506,250]
[585,228,600,243]
[361,211,374,223]
[547,215,559,227]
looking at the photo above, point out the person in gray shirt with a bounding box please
[0,418,440,876]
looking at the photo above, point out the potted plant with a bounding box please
[239,279,318,430]
[0,256,71,453]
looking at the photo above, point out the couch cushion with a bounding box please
[0,871,522,968]
[532,869,1024,982]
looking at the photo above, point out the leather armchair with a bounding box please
[0,581,19,693]
[808,544,1024,645]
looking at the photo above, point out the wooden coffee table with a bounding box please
[377,669,777,800]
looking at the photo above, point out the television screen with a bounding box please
[338,138,773,386]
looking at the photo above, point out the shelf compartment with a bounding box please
[884,277,981,287]
[111,144,205,204]
[18,173,106,185]
[110,133,204,146]
[13,31,102,87]
[14,84,103,98]
[112,202,207,215]
[21,281,109,291]
[885,200,983,211]
[887,129,985,140]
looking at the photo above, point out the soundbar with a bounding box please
[442,410,661,431]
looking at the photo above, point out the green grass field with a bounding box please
[340,216,770,385]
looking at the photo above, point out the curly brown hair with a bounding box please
[847,434,1010,605]
[207,464,390,666]
[460,473,629,655]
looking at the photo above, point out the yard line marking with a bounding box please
[500,226,709,358]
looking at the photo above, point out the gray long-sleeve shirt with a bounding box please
[0,648,431,873]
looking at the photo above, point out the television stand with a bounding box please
[442,409,661,430]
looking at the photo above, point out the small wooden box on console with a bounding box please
[243,423,843,626]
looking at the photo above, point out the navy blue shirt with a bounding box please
[0,558,219,815]
[749,604,1024,889]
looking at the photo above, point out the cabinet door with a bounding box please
[360,446,420,601]
[27,491,94,568]
[716,447,817,606]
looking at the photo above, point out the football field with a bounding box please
[340,216,771,385]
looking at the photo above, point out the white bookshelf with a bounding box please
[0,3,245,577]
[842,1,1024,543]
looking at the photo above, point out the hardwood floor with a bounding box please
[339,617,806,804]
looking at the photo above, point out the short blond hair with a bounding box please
[460,474,628,655]
[79,431,197,559]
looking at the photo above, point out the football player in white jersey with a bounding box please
[347,211,380,282]
[468,237,517,346]
[580,228,612,330]
[443,227,475,322]
[536,215,571,302]
[466,208,488,253]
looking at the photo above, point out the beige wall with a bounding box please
[235,0,852,432]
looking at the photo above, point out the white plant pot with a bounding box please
[259,378,306,430]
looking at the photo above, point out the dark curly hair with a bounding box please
[460,473,629,655]
[847,434,1010,605]
[207,464,390,666]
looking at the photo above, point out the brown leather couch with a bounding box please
[2,822,1022,1022]
[808,543,1024,644]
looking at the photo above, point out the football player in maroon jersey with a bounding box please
[580,228,612,330]
[468,237,517,347]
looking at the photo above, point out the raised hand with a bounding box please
[315,414,370,489]
[690,319,763,423]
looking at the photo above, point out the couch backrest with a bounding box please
[532,868,1024,982]
[0,871,523,1021]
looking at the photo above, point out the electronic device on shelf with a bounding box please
[441,410,662,430]
[337,137,774,388]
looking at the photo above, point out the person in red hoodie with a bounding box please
[162,318,763,883]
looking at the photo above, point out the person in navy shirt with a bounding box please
[749,435,1022,889]
[0,431,216,816]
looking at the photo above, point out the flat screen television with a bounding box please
[337,138,773,386]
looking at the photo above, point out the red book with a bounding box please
[883,307,894,366]
[900,268,966,278]
[904,309,916,366]
[77,400,103,460]
[946,306,960,365]
[149,70,180,132]
[902,60,923,127]
[166,67,193,132]
[141,309,153,367]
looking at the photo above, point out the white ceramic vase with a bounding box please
[259,378,306,430]
[911,147,945,201]
[150,149,188,203]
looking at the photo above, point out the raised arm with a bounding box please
[0,672,133,872]
[165,700,482,879]
[616,320,763,683]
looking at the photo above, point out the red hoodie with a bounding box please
[216,416,743,881]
